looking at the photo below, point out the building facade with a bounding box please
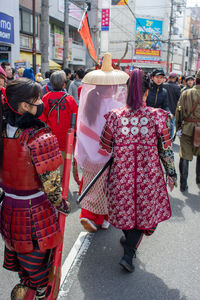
[18,0,86,71]
[99,0,172,73]
[19,0,41,69]
[49,0,86,70]
[184,6,200,75]
[0,0,20,66]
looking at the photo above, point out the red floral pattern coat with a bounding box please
[100,106,172,230]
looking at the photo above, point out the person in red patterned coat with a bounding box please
[100,69,177,273]
[0,78,70,300]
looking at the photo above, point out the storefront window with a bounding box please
[20,9,38,35]
[69,25,83,45]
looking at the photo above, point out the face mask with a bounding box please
[29,102,44,118]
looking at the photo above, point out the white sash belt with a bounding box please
[5,191,44,200]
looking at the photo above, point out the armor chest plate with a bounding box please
[1,136,41,190]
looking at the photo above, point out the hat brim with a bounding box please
[152,72,165,76]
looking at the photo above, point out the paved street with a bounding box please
[0,139,200,300]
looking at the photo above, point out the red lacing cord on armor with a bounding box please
[3,91,22,115]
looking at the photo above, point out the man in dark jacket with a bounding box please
[163,72,181,139]
[146,69,169,111]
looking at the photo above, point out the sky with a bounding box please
[186,0,200,7]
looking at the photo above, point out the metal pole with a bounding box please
[41,0,49,77]
[63,0,69,68]
[166,0,174,75]
[32,0,36,75]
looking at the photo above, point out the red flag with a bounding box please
[78,11,97,61]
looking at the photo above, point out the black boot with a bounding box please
[179,158,189,192]
[196,156,200,184]
[119,245,135,273]
[119,229,142,273]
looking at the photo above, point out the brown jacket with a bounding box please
[175,85,200,136]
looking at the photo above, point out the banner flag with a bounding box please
[78,11,97,60]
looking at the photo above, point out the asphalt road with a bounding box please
[0,139,200,300]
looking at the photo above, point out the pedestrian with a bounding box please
[42,70,54,95]
[175,69,200,192]
[163,72,181,139]
[17,68,24,78]
[1,61,13,83]
[146,69,170,111]
[40,70,78,175]
[181,75,195,93]
[64,68,72,92]
[22,68,35,81]
[100,69,177,273]
[68,69,85,105]
[75,53,129,233]
[180,75,186,89]
[0,78,70,299]
[35,72,44,84]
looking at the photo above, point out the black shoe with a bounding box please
[196,177,200,184]
[180,184,188,192]
[120,235,126,246]
[119,255,135,273]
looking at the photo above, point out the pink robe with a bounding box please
[101,105,171,230]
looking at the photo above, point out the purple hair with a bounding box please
[127,69,144,110]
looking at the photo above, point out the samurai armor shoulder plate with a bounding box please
[27,127,63,175]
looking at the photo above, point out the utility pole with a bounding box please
[32,0,36,75]
[63,0,69,69]
[41,0,49,77]
[166,0,174,75]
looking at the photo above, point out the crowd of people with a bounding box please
[0,58,199,299]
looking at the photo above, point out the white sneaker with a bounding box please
[80,218,98,233]
[101,220,110,230]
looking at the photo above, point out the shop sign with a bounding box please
[0,45,11,52]
[0,12,14,44]
[68,37,72,61]
[135,18,163,57]
[101,9,110,31]
[14,60,27,70]
[54,34,73,61]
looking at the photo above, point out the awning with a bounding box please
[20,52,61,70]
[49,59,61,70]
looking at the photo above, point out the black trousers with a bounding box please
[122,228,144,252]
[122,225,157,253]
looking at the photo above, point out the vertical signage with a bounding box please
[101,9,110,31]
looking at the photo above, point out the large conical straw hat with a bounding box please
[82,53,129,85]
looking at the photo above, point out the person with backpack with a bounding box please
[40,70,78,175]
